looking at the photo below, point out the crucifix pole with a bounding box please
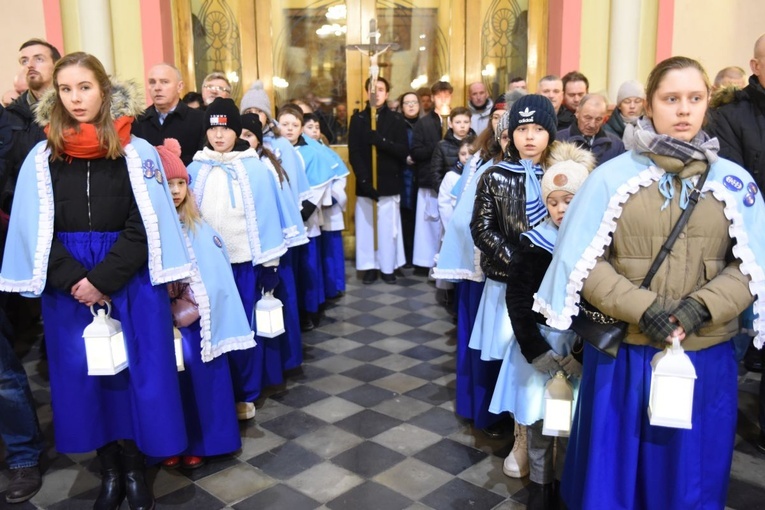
[349,19,398,252]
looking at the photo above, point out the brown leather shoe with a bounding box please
[5,466,42,504]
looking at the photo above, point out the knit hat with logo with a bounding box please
[206,97,242,137]
[507,93,557,139]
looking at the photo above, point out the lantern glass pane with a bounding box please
[544,399,572,431]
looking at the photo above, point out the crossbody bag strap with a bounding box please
[639,165,711,289]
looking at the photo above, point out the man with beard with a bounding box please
[467,82,493,134]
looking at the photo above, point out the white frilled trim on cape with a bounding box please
[431,247,486,283]
[182,229,256,363]
[0,145,55,295]
[125,144,192,284]
[261,154,307,247]
[532,165,765,348]
[532,166,664,329]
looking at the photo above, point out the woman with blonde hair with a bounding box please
[0,52,192,509]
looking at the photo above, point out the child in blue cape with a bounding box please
[156,138,254,470]
[489,142,595,509]
[188,98,294,420]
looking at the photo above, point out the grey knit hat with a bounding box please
[240,81,272,119]
[616,80,645,105]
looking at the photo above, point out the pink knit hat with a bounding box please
[156,138,188,183]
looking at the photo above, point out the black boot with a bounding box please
[527,482,558,510]
[122,442,155,510]
[94,442,125,510]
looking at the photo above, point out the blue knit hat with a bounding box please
[507,93,557,140]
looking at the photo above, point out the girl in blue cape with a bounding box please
[277,105,336,330]
[489,142,595,509]
[535,57,765,510]
[432,97,508,434]
[303,112,349,300]
[469,94,558,479]
[240,112,307,373]
[155,138,255,470]
[188,98,293,421]
[0,53,191,510]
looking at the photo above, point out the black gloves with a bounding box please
[300,200,317,221]
[358,182,379,201]
[368,130,384,146]
[257,265,279,293]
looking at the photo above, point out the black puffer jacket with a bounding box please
[709,75,765,191]
[426,129,467,191]
[470,164,532,281]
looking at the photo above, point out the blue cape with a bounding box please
[432,156,494,281]
[533,151,765,347]
[263,133,311,204]
[184,221,255,361]
[188,152,293,265]
[0,137,192,297]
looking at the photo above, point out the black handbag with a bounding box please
[570,166,710,358]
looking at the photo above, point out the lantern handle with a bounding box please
[90,301,112,318]
[670,335,682,352]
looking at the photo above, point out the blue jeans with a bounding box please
[0,305,43,468]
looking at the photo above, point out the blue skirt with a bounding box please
[176,321,240,456]
[276,248,303,371]
[468,278,514,361]
[321,230,346,299]
[561,341,737,510]
[489,325,579,425]
[228,262,285,401]
[296,237,325,314]
[454,281,503,429]
[41,232,186,456]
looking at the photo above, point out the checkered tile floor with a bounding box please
[2,263,765,509]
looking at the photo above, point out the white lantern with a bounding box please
[255,292,285,338]
[542,371,574,437]
[648,337,697,429]
[82,303,128,376]
[173,327,185,372]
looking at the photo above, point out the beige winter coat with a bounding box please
[582,155,753,351]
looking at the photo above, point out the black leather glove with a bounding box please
[257,265,279,293]
[368,130,384,146]
[531,351,564,375]
[358,181,379,201]
[559,354,583,378]
[671,298,710,336]
[639,299,676,347]
[300,200,317,222]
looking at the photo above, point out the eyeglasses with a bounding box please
[204,84,231,94]
[402,101,419,106]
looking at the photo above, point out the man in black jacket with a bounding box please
[709,33,765,454]
[132,64,205,165]
[411,81,452,273]
[348,77,408,284]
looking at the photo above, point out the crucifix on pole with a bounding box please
[348,19,399,251]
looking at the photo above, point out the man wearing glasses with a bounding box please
[201,72,232,106]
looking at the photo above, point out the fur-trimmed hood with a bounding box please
[34,79,144,127]
[709,84,742,109]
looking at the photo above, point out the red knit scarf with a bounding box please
[44,116,134,159]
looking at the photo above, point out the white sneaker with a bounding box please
[236,402,256,420]
[502,424,529,478]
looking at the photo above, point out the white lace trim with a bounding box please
[0,145,54,295]
[181,230,213,362]
[432,247,485,282]
[532,166,664,329]
[205,333,257,360]
[125,144,192,284]
[704,181,765,348]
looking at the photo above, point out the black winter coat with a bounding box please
[557,106,576,131]
[427,129,468,191]
[411,111,443,188]
[47,156,148,296]
[348,104,408,198]
[709,75,765,191]
[470,164,533,281]
[556,122,625,166]
[132,101,206,165]
[2,91,47,212]
[504,237,554,363]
